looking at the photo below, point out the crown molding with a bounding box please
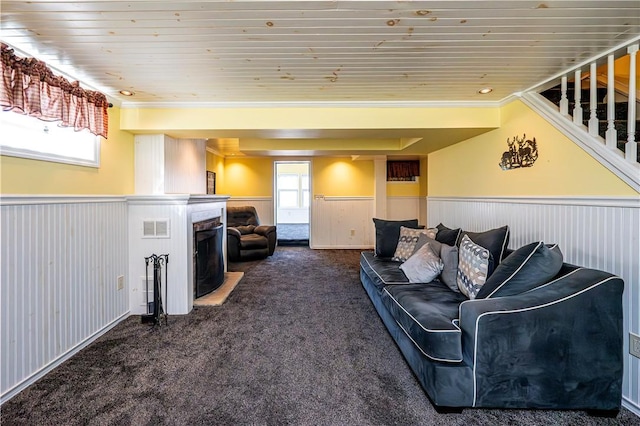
[119,100,502,109]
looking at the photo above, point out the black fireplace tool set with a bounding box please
[142,253,169,326]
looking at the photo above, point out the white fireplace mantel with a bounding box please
[127,194,229,315]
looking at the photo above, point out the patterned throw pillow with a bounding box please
[399,243,444,283]
[372,218,420,257]
[457,234,491,299]
[392,226,437,262]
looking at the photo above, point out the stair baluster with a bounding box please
[605,54,618,149]
[589,62,599,137]
[625,45,638,163]
[560,75,569,116]
[573,70,583,125]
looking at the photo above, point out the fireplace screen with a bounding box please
[194,218,224,299]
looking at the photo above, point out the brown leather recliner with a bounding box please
[226,206,277,261]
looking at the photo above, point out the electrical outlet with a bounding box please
[350,229,355,236]
[631,333,640,359]
[117,275,124,291]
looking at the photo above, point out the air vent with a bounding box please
[143,221,155,237]
[155,220,169,237]
[142,219,170,238]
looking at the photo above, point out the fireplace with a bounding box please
[193,217,225,299]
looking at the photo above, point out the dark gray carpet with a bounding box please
[2,247,638,425]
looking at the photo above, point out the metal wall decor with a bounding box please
[499,134,539,170]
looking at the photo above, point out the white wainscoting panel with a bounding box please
[386,196,423,223]
[427,196,640,414]
[0,197,129,403]
[311,197,374,249]
[227,197,274,225]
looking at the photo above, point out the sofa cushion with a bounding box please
[414,234,459,293]
[382,282,466,362]
[400,243,444,283]
[360,252,408,292]
[457,235,492,299]
[435,223,461,246]
[239,233,269,250]
[476,242,564,299]
[373,218,420,258]
[392,226,437,262]
[459,225,510,267]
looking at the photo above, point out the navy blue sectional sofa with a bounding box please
[360,221,624,413]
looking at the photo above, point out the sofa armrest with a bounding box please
[227,227,242,239]
[226,227,242,261]
[255,225,277,255]
[459,267,623,409]
[254,225,275,236]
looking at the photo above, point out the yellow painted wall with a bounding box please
[313,157,374,196]
[387,181,420,196]
[221,157,373,197]
[206,150,225,194]
[419,157,428,197]
[121,106,499,135]
[222,157,274,196]
[1,106,135,195]
[428,100,638,197]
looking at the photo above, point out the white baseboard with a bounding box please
[623,397,640,418]
[0,312,130,405]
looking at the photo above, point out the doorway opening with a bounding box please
[274,161,310,246]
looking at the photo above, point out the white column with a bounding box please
[560,75,569,116]
[605,54,617,149]
[573,70,583,125]
[625,44,638,162]
[588,62,599,137]
[374,157,387,219]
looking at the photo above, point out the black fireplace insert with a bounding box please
[193,218,224,299]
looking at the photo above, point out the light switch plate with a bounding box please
[630,333,640,359]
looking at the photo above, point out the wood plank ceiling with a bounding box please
[2,0,640,105]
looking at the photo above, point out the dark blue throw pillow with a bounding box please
[476,241,563,299]
[373,218,420,258]
[435,223,461,247]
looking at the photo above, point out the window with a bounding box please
[279,190,299,207]
[277,173,309,208]
[0,111,100,167]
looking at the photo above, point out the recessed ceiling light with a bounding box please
[478,87,493,94]
[119,90,134,96]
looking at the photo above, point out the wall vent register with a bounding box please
[142,220,170,238]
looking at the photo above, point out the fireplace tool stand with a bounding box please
[142,253,169,326]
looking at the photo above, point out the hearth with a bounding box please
[193,217,224,299]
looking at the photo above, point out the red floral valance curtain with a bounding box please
[387,160,420,180]
[0,43,109,138]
